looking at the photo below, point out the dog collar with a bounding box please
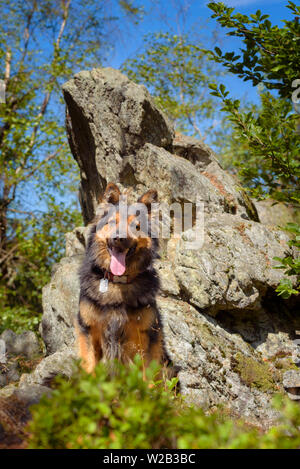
[104,271,132,284]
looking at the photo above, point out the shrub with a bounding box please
[27,357,300,449]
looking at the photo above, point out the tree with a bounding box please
[0,0,142,331]
[123,32,222,142]
[207,1,300,297]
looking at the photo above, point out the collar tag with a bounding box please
[99,278,108,293]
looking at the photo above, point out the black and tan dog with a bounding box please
[76,183,169,374]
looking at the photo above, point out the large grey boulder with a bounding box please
[169,213,293,314]
[0,330,40,359]
[35,67,299,427]
[62,68,258,224]
[62,68,174,224]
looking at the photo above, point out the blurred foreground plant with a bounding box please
[27,357,300,449]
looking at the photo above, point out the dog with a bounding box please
[75,183,170,375]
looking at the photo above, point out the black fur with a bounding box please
[77,311,90,335]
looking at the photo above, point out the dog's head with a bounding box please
[92,183,159,276]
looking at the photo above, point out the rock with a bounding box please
[41,256,82,355]
[19,347,76,388]
[14,385,52,406]
[5,363,19,384]
[283,370,300,401]
[158,296,280,426]
[0,330,40,359]
[254,199,300,227]
[35,67,299,427]
[0,340,6,364]
[172,133,217,169]
[0,362,20,389]
[0,383,17,399]
[170,213,295,315]
[62,68,258,224]
[173,133,259,221]
[65,226,87,257]
[62,67,174,224]
[155,260,180,297]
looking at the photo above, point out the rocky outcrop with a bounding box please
[62,68,258,224]
[62,68,174,224]
[2,68,298,430]
[38,221,300,427]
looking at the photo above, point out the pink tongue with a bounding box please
[110,248,126,276]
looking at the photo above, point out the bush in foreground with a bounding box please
[27,357,300,449]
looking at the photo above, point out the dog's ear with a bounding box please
[102,183,121,205]
[138,189,158,214]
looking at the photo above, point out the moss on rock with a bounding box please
[233,353,279,393]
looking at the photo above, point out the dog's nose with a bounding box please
[114,236,127,242]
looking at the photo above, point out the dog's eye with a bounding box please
[130,221,140,231]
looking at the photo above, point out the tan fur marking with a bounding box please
[77,302,163,371]
[122,306,163,365]
[77,301,104,373]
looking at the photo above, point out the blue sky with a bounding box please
[107,1,293,105]
[9,1,294,214]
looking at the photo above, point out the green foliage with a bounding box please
[207,1,300,98]
[208,85,299,204]
[0,1,140,333]
[0,204,82,334]
[27,358,300,449]
[207,1,300,297]
[274,223,300,298]
[123,32,222,140]
[0,305,40,334]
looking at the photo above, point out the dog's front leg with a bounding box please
[76,300,103,373]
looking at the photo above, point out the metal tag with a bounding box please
[99,278,108,293]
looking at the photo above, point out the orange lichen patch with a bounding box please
[260,250,271,267]
[202,172,237,213]
[235,222,254,247]
[174,131,184,142]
